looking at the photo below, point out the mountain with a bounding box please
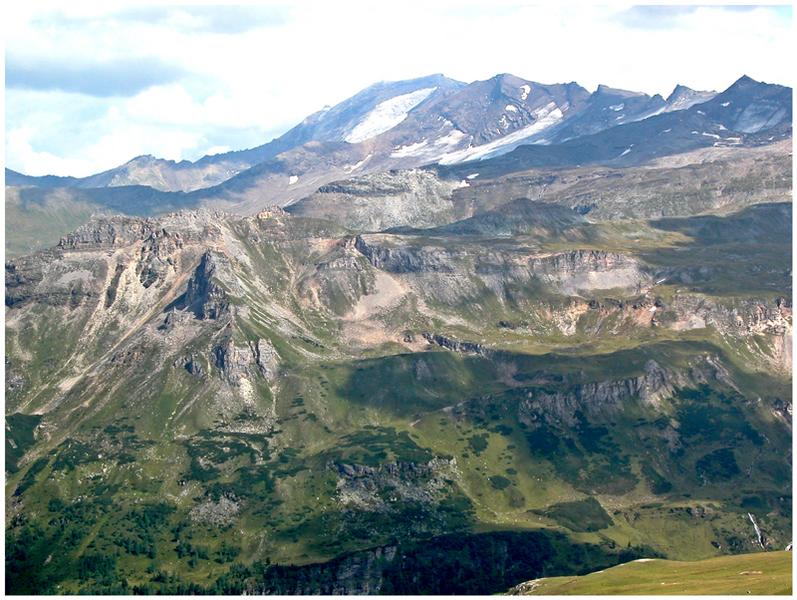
[693,74,792,134]
[0,75,721,197]
[6,193,792,593]
[663,84,717,112]
[540,84,666,143]
[5,65,793,594]
[441,75,791,180]
[5,75,465,193]
[6,154,243,193]
[6,75,791,260]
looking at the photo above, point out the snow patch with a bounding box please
[390,128,468,160]
[609,103,625,111]
[701,132,720,139]
[345,87,436,143]
[520,84,531,100]
[662,128,672,133]
[721,101,731,107]
[505,104,518,112]
[466,173,479,179]
[288,175,298,185]
[619,146,633,157]
[344,154,373,173]
[439,102,564,164]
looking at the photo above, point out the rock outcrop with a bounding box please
[183,251,230,320]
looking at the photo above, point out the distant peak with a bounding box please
[595,84,646,98]
[129,154,157,163]
[721,74,765,95]
[490,72,528,84]
[734,74,758,86]
[665,84,694,102]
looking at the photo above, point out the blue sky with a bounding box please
[4,1,793,176]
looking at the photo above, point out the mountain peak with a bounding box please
[663,84,717,111]
[595,84,646,98]
[723,75,765,94]
[667,84,694,100]
[734,74,759,86]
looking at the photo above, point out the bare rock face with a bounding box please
[250,338,279,381]
[289,169,466,232]
[183,251,230,320]
[667,294,792,373]
[517,356,731,427]
[212,337,251,386]
[57,210,229,250]
[528,250,649,295]
[136,229,183,289]
[351,239,648,300]
[354,235,458,273]
[212,335,280,387]
[189,493,243,526]
[333,458,458,512]
[422,332,491,356]
[58,217,155,250]
[670,295,792,336]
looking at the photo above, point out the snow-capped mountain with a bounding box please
[7,74,790,214]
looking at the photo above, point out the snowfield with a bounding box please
[344,87,436,143]
[390,128,468,160]
[438,102,564,164]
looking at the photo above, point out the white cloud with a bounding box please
[4,1,793,176]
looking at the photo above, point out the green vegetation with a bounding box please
[5,190,105,257]
[4,195,791,593]
[518,551,792,595]
[5,413,42,473]
[534,498,613,532]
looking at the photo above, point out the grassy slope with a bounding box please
[5,189,105,257]
[4,205,791,593]
[519,551,792,595]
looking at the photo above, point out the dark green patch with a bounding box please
[534,497,613,532]
[696,448,740,482]
[5,413,42,473]
[489,475,512,490]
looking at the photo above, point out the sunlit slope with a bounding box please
[510,551,792,595]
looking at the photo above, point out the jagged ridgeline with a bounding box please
[5,176,792,594]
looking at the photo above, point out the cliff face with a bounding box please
[182,251,231,319]
[516,357,732,427]
[527,250,649,295]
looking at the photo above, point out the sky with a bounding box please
[3,1,793,177]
